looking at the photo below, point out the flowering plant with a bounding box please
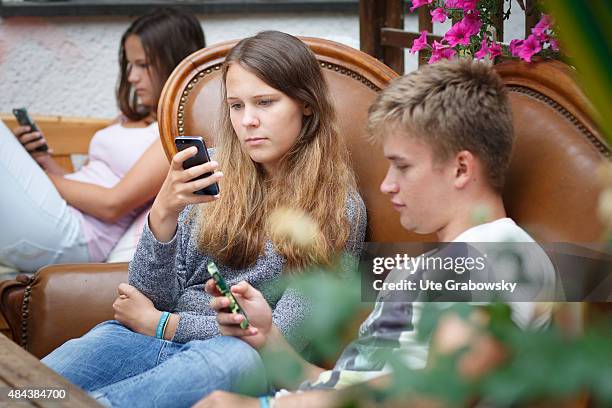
[409,0,559,64]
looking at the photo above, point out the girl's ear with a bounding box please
[303,104,313,116]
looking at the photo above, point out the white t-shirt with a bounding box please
[300,218,556,391]
[453,218,556,329]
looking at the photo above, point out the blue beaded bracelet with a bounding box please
[258,396,270,408]
[156,311,171,339]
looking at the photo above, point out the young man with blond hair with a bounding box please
[194,59,556,408]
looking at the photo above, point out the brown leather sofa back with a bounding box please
[496,61,609,242]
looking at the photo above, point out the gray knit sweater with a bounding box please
[128,193,366,351]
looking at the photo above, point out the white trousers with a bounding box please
[0,120,89,272]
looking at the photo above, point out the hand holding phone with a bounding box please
[207,261,250,329]
[12,107,49,153]
[148,137,222,243]
[174,136,220,196]
[206,276,274,349]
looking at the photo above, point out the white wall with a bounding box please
[0,10,524,118]
[0,13,364,118]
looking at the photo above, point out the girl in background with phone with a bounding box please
[0,8,205,272]
[42,31,367,407]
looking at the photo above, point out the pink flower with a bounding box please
[514,34,542,62]
[461,12,482,36]
[429,40,457,64]
[444,0,462,8]
[409,31,429,54]
[474,37,500,60]
[443,13,480,47]
[532,14,558,50]
[549,38,559,52]
[509,39,524,55]
[444,20,471,47]
[444,0,477,11]
[430,7,447,23]
[474,38,489,59]
[532,14,552,40]
[460,0,478,10]
[489,41,502,58]
[410,0,433,12]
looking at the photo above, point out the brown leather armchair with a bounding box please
[0,39,608,359]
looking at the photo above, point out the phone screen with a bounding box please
[174,136,219,195]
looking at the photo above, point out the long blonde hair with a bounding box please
[195,31,357,271]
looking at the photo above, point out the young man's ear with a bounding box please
[453,150,476,189]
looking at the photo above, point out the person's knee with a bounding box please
[185,336,265,375]
[42,320,128,367]
[89,320,129,335]
[216,336,262,368]
[211,337,267,394]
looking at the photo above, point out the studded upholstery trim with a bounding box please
[175,61,380,136]
[318,61,380,91]
[508,85,611,160]
[20,276,35,348]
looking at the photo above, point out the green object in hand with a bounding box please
[207,261,250,329]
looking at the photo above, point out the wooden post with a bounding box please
[491,0,504,42]
[525,0,540,38]
[383,0,404,74]
[417,7,433,66]
[359,0,385,61]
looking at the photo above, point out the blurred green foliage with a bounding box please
[246,264,612,407]
[544,1,612,142]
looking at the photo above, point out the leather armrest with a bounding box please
[0,275,29,342]
[1,263,128,359]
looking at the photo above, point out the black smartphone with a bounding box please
[207,261,250,329]
[174,136,220,196]
[12,107,48,153]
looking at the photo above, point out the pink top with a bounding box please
[64,122,159,261]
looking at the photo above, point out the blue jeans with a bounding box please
[42,321,268,408]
